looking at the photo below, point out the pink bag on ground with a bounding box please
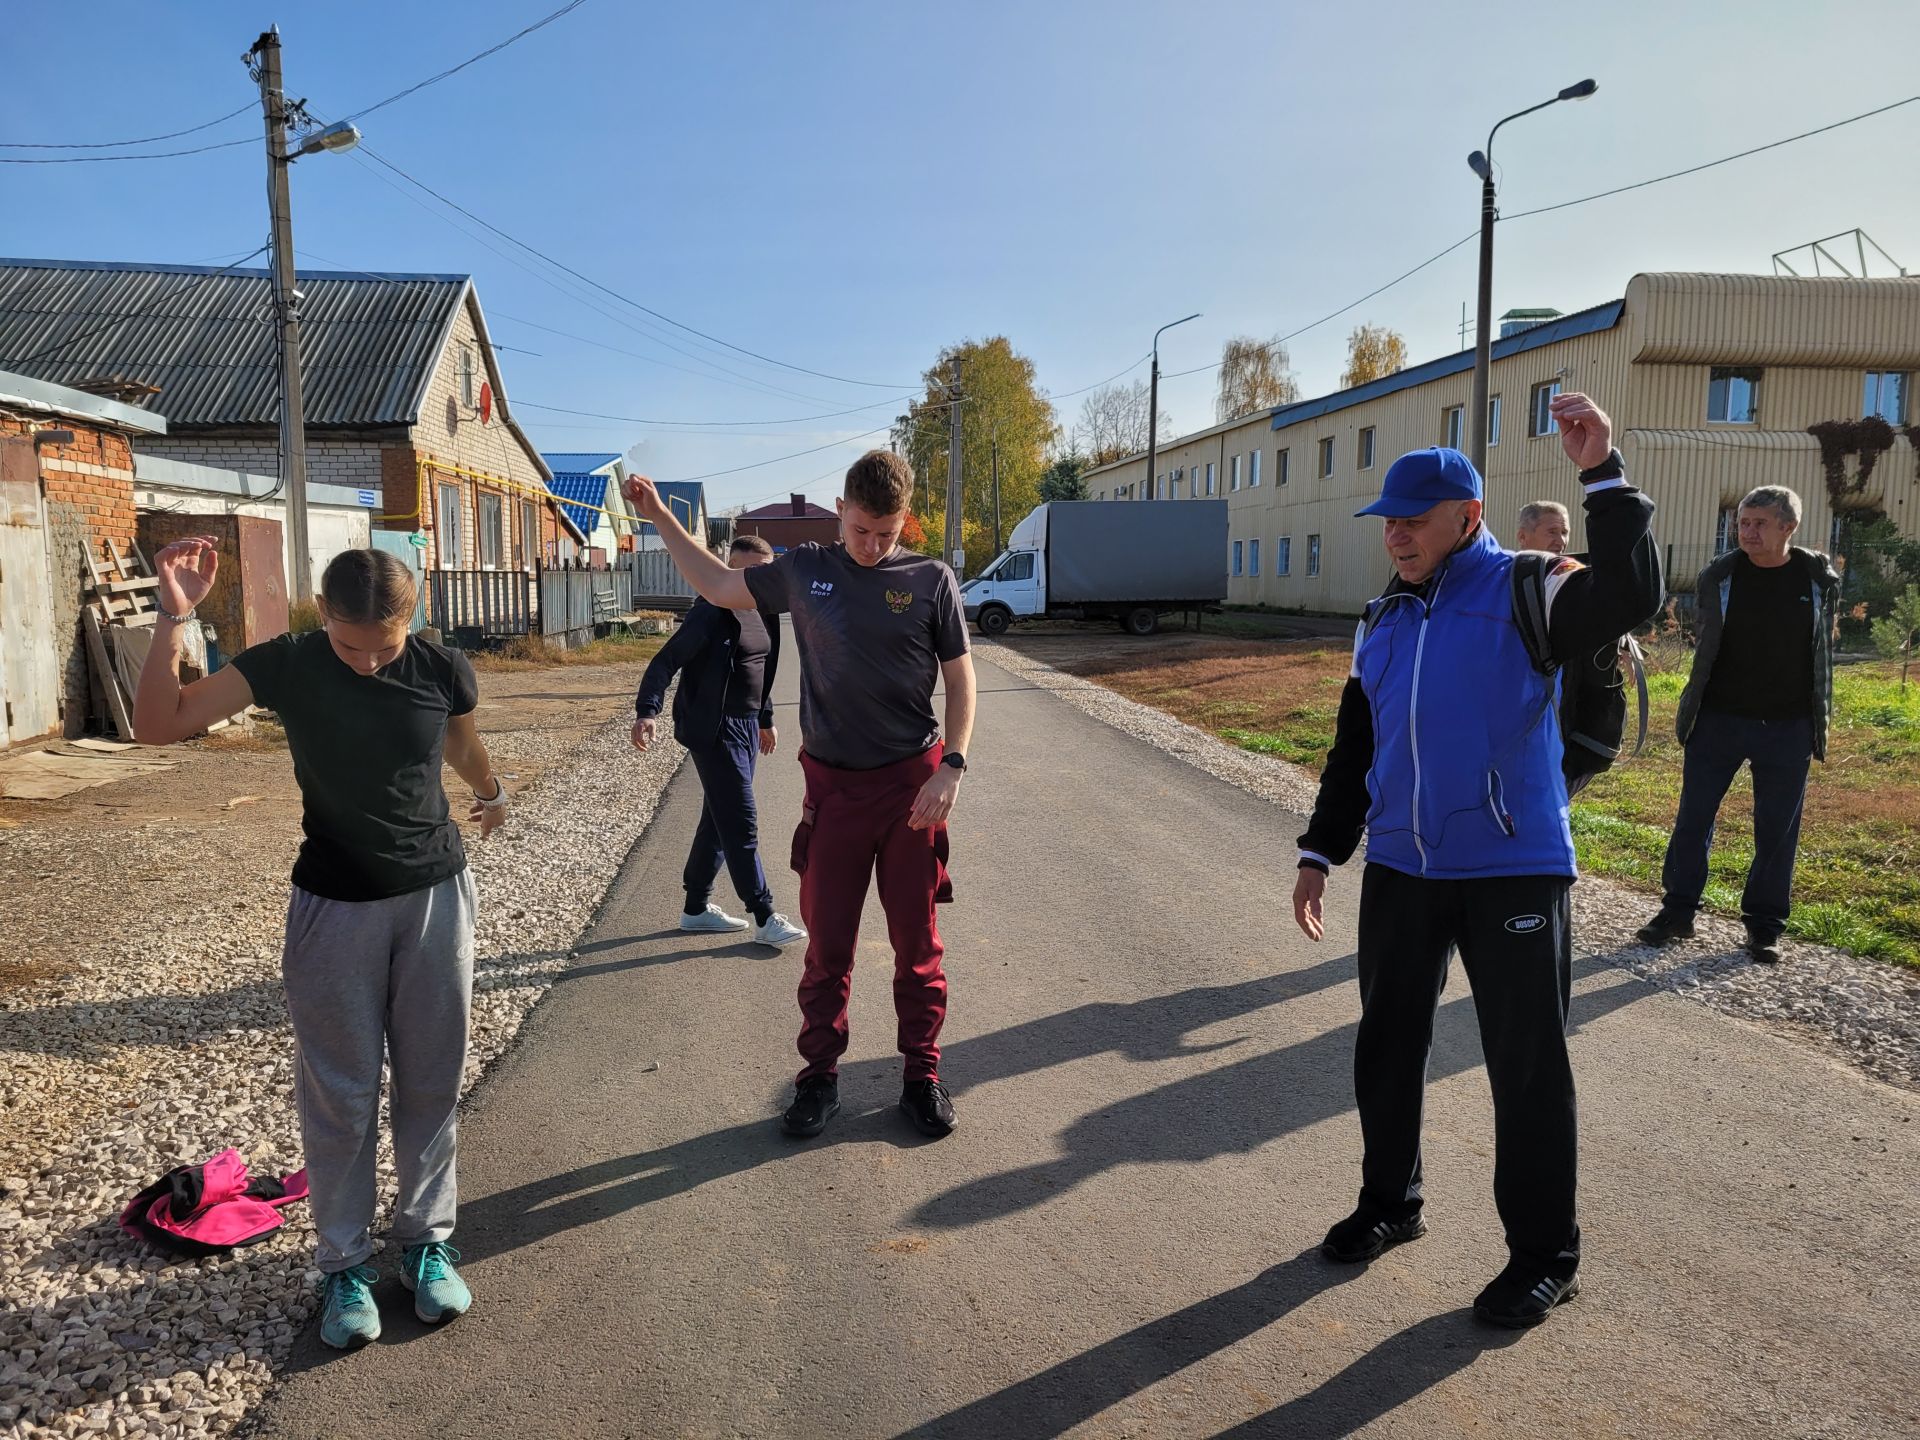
[118,1148,308,1256]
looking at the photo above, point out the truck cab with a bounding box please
[960,546,1043,637]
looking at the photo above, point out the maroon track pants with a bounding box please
[791,745,952,1085]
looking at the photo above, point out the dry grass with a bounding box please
[1052,637,1920,968]
[468,633,666,673]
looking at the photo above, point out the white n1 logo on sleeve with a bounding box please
[1504,914,1548,935]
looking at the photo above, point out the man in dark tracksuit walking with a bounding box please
[634,534,806,950]
[1292,393,1662,1328]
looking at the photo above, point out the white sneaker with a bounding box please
[752,913,808,949]
[681,904,749,934]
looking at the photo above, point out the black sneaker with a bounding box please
[1634,911,1695,947]
[900,1079,956,1138]
[1473,1262,1580,1328]
[782,1076,840,1137]
[1745,927,1783,965]
[1320,1208,1426,1264]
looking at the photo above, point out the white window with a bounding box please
[1531,380,1563,437]
[1205,462,1216,495]
[460,347,477,408]
[479,493,504,568]
[1864,371,1908,423]
[1230,454,1242,492]
[1276,447,1290,486]
[1715,506,1736,553]
[1358,427,1376,470]
[1250,449,1262,487]
[517,499,537,568]
[1276,536,1291,576]
[1443,405,1464,449]
[1317,437,1334,478]
[1232,540,1244,576]
[436,481,464,568]
[1307,533,1322,577]
[1707,367,1760,424]
[1249,538,1260,575]
[1488,394,1503,446]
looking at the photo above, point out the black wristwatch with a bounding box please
[941,752,967,772]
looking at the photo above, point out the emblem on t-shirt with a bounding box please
[809,579,835,597]
[885,588,914,614]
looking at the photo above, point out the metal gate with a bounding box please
[0,439,60,747]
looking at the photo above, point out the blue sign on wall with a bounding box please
[356,488,377,507]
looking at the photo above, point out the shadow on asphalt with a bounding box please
[893,1249,1518,1438]
[909,957,1649,1231]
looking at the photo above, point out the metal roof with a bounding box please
[545,472,610,535]
[0,367,168,434]
[638,480,706,535]
[540,451,621,474]
[1270,299,1625,432]
[0,257,470,430]
[741,495,835,520]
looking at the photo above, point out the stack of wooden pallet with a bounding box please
[81,538,216,740]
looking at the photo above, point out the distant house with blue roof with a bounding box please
[638,481,710,550]
[542,452,638,560]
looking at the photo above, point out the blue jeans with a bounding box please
[1660,707,1813,942]
[685,715,774,922]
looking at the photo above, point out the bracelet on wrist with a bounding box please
[474,779,508,808]
[157,605,195,624]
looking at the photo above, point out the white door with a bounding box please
[0,439,60,747]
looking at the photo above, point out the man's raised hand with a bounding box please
[623,473,672,527]
[1548,392,1613,471]
[153,537,220,617]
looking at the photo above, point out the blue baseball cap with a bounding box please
[1354,447,1483,518]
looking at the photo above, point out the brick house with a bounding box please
[735,493,840,552]
[0,368,165,744]
[0,258,584,594]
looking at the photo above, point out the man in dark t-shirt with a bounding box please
[1638,486,1842,964]
[628,451,976,1140]
[634,534,805,950]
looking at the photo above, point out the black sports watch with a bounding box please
[941,752,967,772]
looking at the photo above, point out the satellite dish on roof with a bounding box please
[478,382,493,424]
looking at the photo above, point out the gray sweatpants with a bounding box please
[281,870,476,1273]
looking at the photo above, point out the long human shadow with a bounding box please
[911,959,1648,1232]
[892,1249,1358,1439]
[451,957,1358,1266]
[1210,1308,1524,1437]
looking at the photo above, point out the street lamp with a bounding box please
[293,119,361,159]
[1146,312,1200,503]
[1467,79,1597,476]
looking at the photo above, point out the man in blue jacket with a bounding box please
[634,534,806,950]
[1291,393,1662,1328]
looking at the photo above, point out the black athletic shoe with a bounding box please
[900,1079,956,1138]
[1745,927,1783,965]
[1634,911,1695,948]
[1473,1262,1580,1329]
[782,1076,840,1137]
[1320,1208,1427,1264]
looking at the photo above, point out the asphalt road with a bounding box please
[256,640,1920,1439]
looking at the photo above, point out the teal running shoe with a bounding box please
[401,1241,472,1324]
[319,1265,382,1349]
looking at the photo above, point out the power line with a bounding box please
[5,243,271,366]
[1504,94,1920,223]
[1049,352,1152,400]
[0,101,255,149]
[676,423,899,484]
[515,395,923,429]
[355,141,915,390]
[0,137,253,164]
[343,0,594,123]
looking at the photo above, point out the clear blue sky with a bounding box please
[5,0,1917,512]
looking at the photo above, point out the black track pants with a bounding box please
[1351,862,1580,1272]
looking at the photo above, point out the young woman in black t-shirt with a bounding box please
[134,542,506,1350]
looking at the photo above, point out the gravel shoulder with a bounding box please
[0,662,677,1438]
[983,639,1920,1095]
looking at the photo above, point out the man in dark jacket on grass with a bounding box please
[634,534,806,950]
[1292,393,1662,1328]
[1635,487,1841,965]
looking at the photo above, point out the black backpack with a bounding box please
[1510,551,1649,796]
